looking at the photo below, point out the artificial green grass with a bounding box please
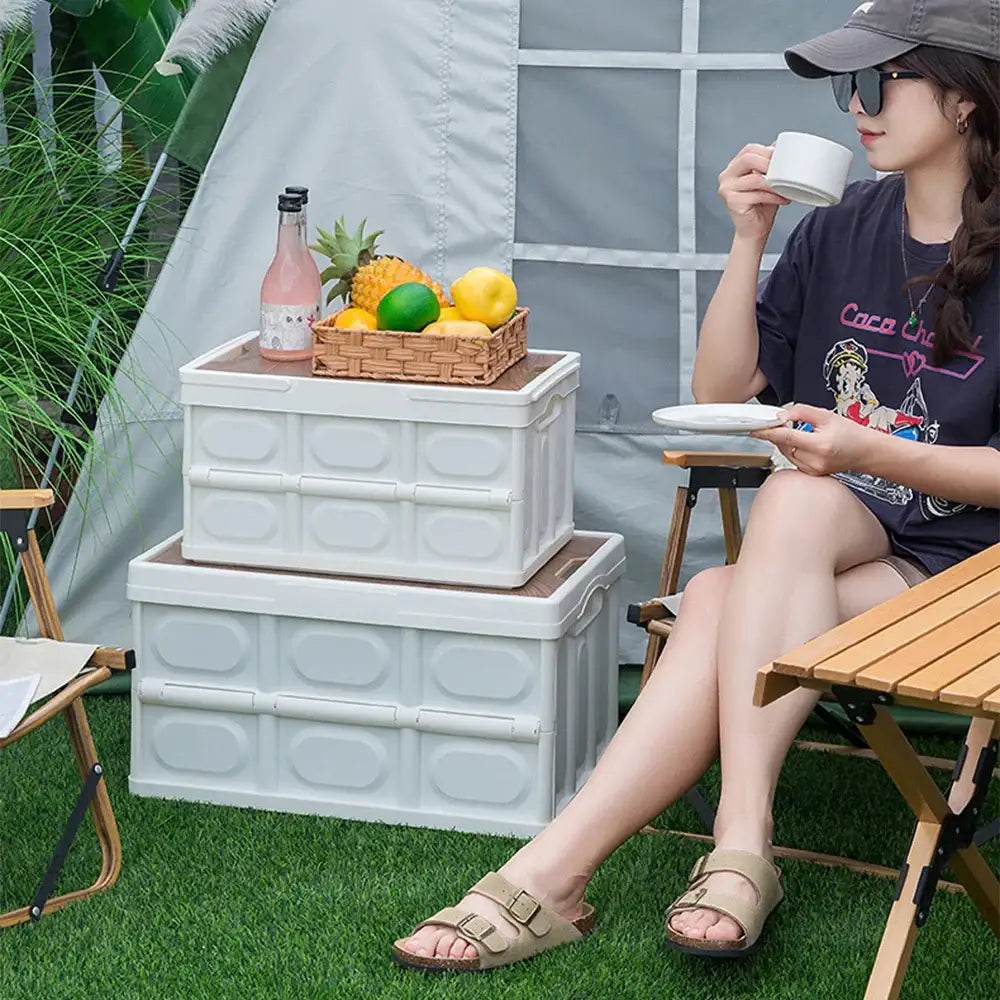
[0,697,996,1000]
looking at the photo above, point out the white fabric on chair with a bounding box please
[0,637,98,700]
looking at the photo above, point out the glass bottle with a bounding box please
[285,185,324,320]
[259,194,321,362]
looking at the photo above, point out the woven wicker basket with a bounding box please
[311,307,529,385]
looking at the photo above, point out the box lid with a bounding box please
[127,531,625,640]
[179,332,580,428]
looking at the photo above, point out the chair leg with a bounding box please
[640,485,693,690]
[718,486,743,565]
[21,530,64,642]
[0,701,123,929]
[0,529,123,928]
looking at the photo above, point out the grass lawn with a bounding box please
[0,694,996,1000]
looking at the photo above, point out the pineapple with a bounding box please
[310,218,451,314]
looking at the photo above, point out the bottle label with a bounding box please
[260,303,316,352]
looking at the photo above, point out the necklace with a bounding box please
[900,202,938,330]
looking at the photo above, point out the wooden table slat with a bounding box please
[982,680,1000,716]
[852,596,1000,694]
[938,653,1000,709]
[896,623,1000,701]
[773,547,1000,675]
[809,569,1000,685]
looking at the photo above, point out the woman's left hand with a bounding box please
[751,403,875,476]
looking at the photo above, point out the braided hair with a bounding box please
[894,46,999,367]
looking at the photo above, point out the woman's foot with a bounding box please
[668,836,774,942]
[395,843,591,962]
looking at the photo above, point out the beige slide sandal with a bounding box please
[391,871,596,973]
[664,848,783,959]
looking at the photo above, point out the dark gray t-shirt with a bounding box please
[756,176,1000,576]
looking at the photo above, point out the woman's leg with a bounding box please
[400,563,733,960]
[671,471,906,941]
[401,472,910,960]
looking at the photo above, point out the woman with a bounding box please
[391,0,999,971]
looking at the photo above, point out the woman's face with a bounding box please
[850,64,976,173]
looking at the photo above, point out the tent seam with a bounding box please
[505,0,520,272]
[435,0,455,284]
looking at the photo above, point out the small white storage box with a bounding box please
[179,333,579,588]
[127,531,624,838]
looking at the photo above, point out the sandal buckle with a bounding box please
[455,913,495,942]
[507,889,541,925]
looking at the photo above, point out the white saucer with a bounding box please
[651,403,786,434]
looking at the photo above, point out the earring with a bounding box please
[957,115,970,134]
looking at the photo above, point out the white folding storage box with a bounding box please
[127,531,625,838]
[179,333,579,588]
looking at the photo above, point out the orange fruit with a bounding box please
[334,307,377,330]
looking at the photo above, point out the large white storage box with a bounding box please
[179,333,579,587]
[127,531,624,838]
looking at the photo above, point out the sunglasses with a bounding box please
[831,68,924,116]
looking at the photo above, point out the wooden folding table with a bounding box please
[755,542,1000,1000]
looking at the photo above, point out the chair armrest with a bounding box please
[627,600,672,626]
[662,451,773,470]
[0,489,54,510]
[0,667,112,748]
[90,647,136,673]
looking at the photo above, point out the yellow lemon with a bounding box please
[437,306,465,322]
[333,307,377,330]
[422,320,493,339]
[449,267,518,329]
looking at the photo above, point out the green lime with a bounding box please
[376,282,441,332]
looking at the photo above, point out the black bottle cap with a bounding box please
[285,186,309,205]
[278,194,303,212]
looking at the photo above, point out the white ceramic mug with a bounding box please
[765,132,854,207]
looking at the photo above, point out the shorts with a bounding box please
[873,555,930,590]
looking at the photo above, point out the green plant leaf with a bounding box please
[76,0,195,144]
[165,26,261,171]
[118,0,155,17]
[50,0,101,16]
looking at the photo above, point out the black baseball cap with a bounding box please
[785,0,1000,78]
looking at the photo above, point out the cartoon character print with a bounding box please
[814,339,970,519]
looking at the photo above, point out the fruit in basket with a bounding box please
[376,282,441,332]
[437,306,465,322]
[311,218,451,314]
[450,267,518,329]
[422,319,493,338]
[333,307,378,330]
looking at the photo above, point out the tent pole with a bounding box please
[1,150,171,634]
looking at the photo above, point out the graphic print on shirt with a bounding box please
[816,338,973,519]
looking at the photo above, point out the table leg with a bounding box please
[945,717,1000,936]
[845,706,1000,999]
[864,821,938,1000]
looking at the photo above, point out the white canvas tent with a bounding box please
[43,0,878,661]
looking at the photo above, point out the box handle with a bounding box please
[535,394,565,432]
[554,556,588,581]
[570,585,606,637]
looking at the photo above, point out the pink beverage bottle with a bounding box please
[285,184,324,321]
[259,194,321,361]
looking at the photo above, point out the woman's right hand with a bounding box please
[718,143,792,243]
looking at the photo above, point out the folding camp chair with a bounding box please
[0,488,134,927]
[628,450,997,880]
